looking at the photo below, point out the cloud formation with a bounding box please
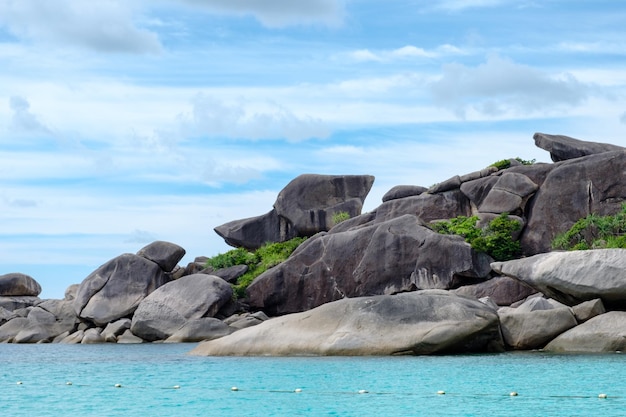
[429,55,590,118]
[348,44,463,62]
[178,0,345,27]
[0,0,161,53]
[9,96,51,133]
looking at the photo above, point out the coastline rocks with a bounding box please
[246,215,492,316]
[74,254,170,326]
[499,307,577,350]
[543,311,626,353]
[214,174,374,250]
[137,241,186,273]
[190,291,504,356]
[452,276,536,306]
[492,249,626,308]
[164,318,235,343]
[130,274,233,341]
[382,185,428,202]
[533,132,625,162]
[0,273,42,296]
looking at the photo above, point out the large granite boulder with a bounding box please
[164,318,235,343]
[215,174,374,249]
[0,273,41,296]
[373,190,471,224]
[492,249,626,309]
[136,241,186,272]
[477,172,538,215]
[499,307,577,350]
[0,296,40,311]
[246,215,492,315]
[74,253,170,326]
[130,274,233,341]
[543,311,626,353]
[382,185,428,202]
[190,290,504,356]
[452,276,536,306]
[533,132,625,162]
[521,151,626,255]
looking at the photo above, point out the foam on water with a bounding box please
[1,343,625,416]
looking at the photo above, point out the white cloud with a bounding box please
[0,0,161,53]
[346,44,464,63]
[177,0,345,27]
[434,0,507,11]
[8,96,52,134]
[620,112,626,125]
[429,55,590,118]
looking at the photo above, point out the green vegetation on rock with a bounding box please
[331,211,351,225]
[206,237,307,298]
[432,213,522,261]
[490,157,536,170]
[552,204,626,250]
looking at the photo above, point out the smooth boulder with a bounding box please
[0,273,41,296]
[191,290,504,356]
[137,241,186,272]
[544,311,626,353]
[499,307,577,350]
[533,132,624,162]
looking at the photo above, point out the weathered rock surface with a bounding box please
[374,190,471,224]
[0,273,41,296]
[521,151,626,255]
[382,185,428,202]
[572,299,605,323]
[73,253,170,326]
[499,306,577,350]
[452,276,536,306]
[215,174,374,250]
[246,215,492,315]
[492,249,626,308]
[478,172,538,215]
[130,274,232,341]
[543,311,626,353]
[102,319,132,342]
[533,132,625,162]
[137,241,186,272]
[164,318,234,343]
[191,291,504,356]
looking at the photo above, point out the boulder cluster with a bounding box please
[3,133,626,354]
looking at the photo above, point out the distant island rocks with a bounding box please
[2,132,626,354]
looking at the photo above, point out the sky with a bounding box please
[1,0,625,299]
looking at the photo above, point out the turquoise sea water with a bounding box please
[1,343,624,417]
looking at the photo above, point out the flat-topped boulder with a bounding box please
[533,132,625,162]
[0,273,41,296]
[492,249,626,309]
[190,290,504,356]
[544,311,626,353]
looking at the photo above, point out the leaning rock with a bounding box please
[0,273,41,296]
[492,249,626,309]
[246,215,492,315]
[211,264,248,284]
[73,253,170,326]
[374,190,471,224]
[214,209,294,250]
[544,311,626,353]
[533,132,625,162]
[64,284,79,301]
[130,274,233,341]
[117,329,144,344]
[0,296,40,311]
[81,328,104,344]
[191,291,503,356]
[572,299,605,323]
[0,317,30,342]
[478,172,538,215]
[60,330,84,344]
[102,319,132,342]
[164,318,235,343]
[452,276,536,306]
[499,307,577,350]
[137,241,186,272]
[382,185,428,202]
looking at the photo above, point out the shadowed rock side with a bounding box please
[214,174,375,250]
[0,273,42,297]
[190,290,504,356]
[544,311,626,353]
[246,215,492,316]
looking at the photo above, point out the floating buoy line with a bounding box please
[6,381,620,399]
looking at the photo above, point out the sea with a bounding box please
[1,343,624,417]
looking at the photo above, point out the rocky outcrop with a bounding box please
[190,290,503,356]
[499,306,577,350]
[533,132,625,162]
[130,274,232,341]
[73,253,170,326]
[215,174,374,250]
[491,249,626,309]
[382,185,428,202]
[136,241,186,273]
[543,311,626,353]
[0,273,41,296]
[246,215,492,316]
[452,276,536,306]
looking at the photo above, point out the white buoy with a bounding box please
[66,382,73,386]
[16,381,23,385]
[437,390,445,395]
[294,388,302,393]
[231,386,239,391]
[509,392,518,397]
[358,389,368,394]
[598,393,608,399]
[173,385,180,389]
[114,383,122,388]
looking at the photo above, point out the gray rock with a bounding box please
[452,276,536,306]
[374,190,471,225]
[64,284,79,301]
[572,299,605,323]
[130,274,233,341]
[0,273,41,296]
[492,249,626,309]
[164,318,234,343]
[137,241,186,272]
[117,329,144,344]
[13,322,51,343]
[211,264,248,284]
[215,209,295,250]
[382,185,428,202]
[0,306,17,325]
[190,290,504,356]
[515,297,555,313]
[246,215,492,315]
[478,172,538,215]
[428,175,461,194]
[533,132,625,162]
[0,296,40,311]
[544,311,626,353]
[499,307,577,350]
[228,316,264,330]
[460,176,499,209]
[0,317,30,342]
[60,330,84,344]
[521,151,626,255]
[74,253,170,326]
[81,328,104,344]
[102,319,132,342]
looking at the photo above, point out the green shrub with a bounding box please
[331,211,351,225]
[490,159,511,170]
[206,237,307,299]
[515,157,536,165]
[551,204,626,250]
[432,213,522,261]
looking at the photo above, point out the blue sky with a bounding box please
[1,0,625,299]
